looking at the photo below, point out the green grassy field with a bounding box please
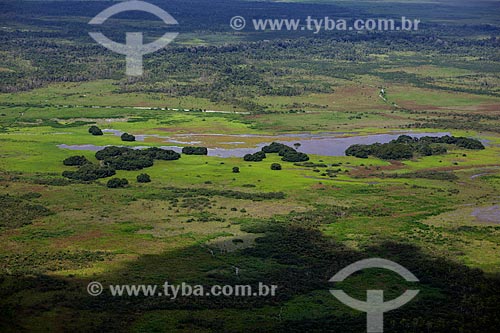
[1,82,499,332]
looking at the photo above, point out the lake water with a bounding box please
[58,131,451,158]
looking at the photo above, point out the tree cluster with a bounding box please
[62,163,116,181]
[245,142,310,163]
[345,135,484,160]
[95,146,180,171]
[63,156,90,166]
[244,151,266,162]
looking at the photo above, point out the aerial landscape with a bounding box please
[0,0,499,332]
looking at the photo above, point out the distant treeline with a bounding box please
[2,0,499,109]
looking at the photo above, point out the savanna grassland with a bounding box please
[0,0,499,332]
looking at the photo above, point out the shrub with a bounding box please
[182,147,208,155]
[281,151,309,162]
[121,133,136,142]
[232,167,240,173]
[88,125,103,136]
[62,164,116,181]
[63,156,90,166]
[271,163,282,170]
[107,178,129,188]
[244,151,266,162]
[137,174,151,183]
[294,162,327,168]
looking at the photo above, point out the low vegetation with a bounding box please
[0,194,52,229]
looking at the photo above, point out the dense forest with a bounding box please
[1,0,498,110]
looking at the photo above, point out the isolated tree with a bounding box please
[107,178,129,188]
[271,163,282,170]
[121,133,136,142]
[88,125,103,136]
[232,167,240,173]
[137,173,151,183]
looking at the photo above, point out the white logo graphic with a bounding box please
[87,281,104,296]
[330,258,419,333]
[89,1,179,76]
[230,16,246,31]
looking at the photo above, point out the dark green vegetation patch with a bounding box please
[346,135,484,160]
[182,147,209,155]
[0,194,52,229]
